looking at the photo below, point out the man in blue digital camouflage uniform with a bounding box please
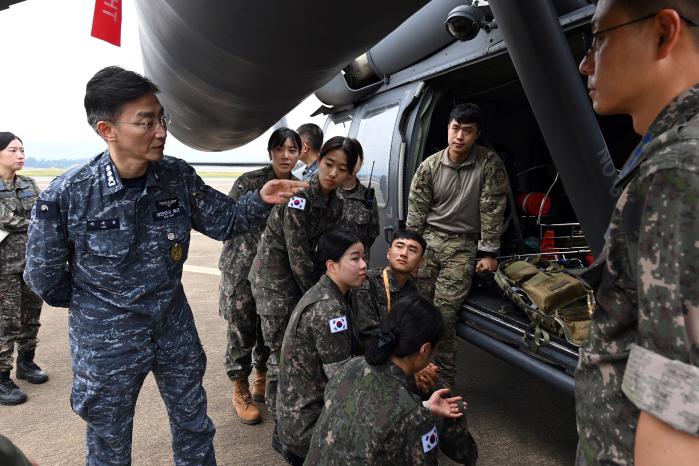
[23,66,307,466]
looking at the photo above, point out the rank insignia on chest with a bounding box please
[105,164,117,187]
[421,426,438,453]
[170,243,183,262]
[287,196,307,210]
[87,218,120,231]
[328,316,348,333]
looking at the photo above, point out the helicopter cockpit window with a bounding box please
[356,104,399,208]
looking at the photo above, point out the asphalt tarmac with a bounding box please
[1,177,578,465]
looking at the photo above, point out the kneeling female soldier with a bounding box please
[306,294,478,465]
[276,230,367,463]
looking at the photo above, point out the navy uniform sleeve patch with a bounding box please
[36,200,58,220]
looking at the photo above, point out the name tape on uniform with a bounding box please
[329,316,348,333]
[421,426,438,453]
[287,196,307,210]
[153,198,185,222]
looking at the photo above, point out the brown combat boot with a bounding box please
[232,379,262,425]
[252,369,266,402]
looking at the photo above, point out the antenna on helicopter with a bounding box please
[364,160,376,208]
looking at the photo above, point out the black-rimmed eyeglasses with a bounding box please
[584,11,698,56]
[111,113,172,132]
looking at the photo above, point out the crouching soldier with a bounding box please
[276,230,366,463]
[349,229,440,392]
[306,295,477,465]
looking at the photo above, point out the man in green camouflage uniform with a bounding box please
[350,229,449,393]
[407,103,508,386]
[292,123,322,181]
[0,134,46,406]
[349,229,425,349]
[218,128,300,424]
[576,1,699,464]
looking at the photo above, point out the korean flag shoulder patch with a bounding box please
[287,196,307,210]
[328,315,348,333]
[421,426,438,453]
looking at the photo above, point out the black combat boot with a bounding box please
[0,371,27,405]
[272,422,286,457]
[272,422,304,466]
[16,350,49,384]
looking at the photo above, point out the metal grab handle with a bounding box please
[384,225,395,244]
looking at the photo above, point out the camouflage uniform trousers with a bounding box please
[0,273,43,372]
[219,276,270,381]
[251,285,300,420]
[416,227,477,387]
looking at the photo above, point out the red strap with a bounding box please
[91,0,122,46]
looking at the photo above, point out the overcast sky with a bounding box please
[0,0,325,164]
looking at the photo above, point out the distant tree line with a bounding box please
[26,158,89,168]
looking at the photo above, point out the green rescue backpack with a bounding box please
[494,257,594,348]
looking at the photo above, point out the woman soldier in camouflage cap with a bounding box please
[0,132,47,406]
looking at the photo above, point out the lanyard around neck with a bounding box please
[382,267,392,313]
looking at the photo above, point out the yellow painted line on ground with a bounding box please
[183,265,221,276]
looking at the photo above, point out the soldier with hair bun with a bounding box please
[306,294,478,466]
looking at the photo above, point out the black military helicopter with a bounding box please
[136,0,640,396]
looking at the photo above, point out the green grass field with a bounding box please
[22,168,244,178]
[21,168,65,177]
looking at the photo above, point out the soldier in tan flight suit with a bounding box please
[407,103,508,387]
